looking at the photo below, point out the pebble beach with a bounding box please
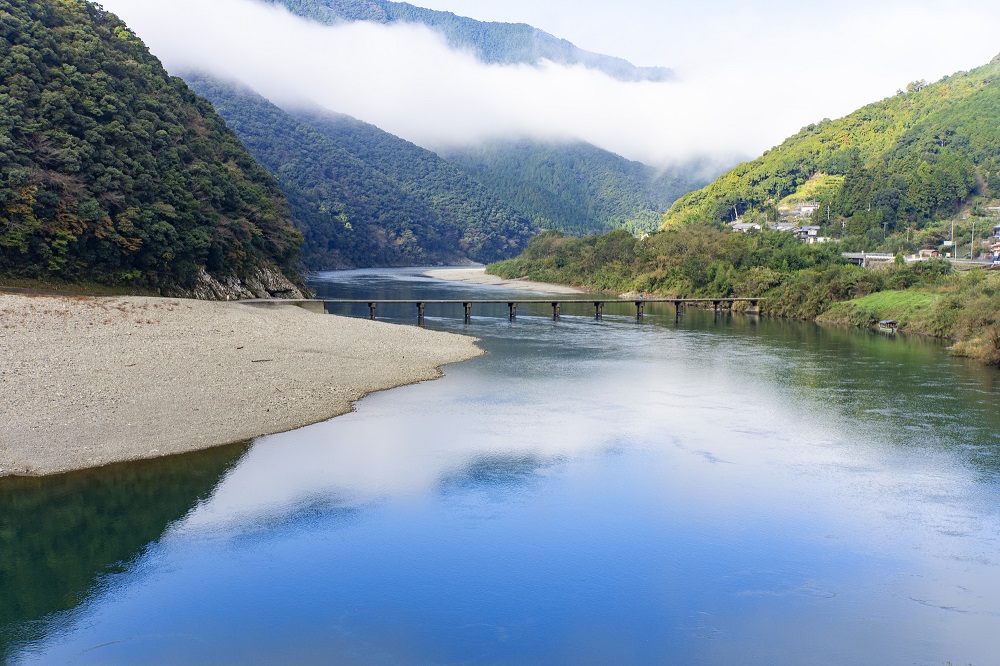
[0,294,482,476]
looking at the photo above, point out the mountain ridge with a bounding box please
[261,0,673,83]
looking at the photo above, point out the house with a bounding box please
[793,225,821,241]
[798,203,820,217]
[731,222,761,233]
[918,249,940,259]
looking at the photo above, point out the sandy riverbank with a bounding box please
[424,267,588,294]
[0,295,482,477]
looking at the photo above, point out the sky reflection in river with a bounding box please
[9,269,1000,665]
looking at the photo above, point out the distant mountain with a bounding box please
[663,54,1000,248]
[0,0,304,296]
[186,75,535,269]
[263,0,673,83]
[442,140,709,235]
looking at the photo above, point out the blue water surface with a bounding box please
[5,268,1000,665]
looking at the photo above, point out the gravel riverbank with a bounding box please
[0,295,482,476]
[423,267,588,294]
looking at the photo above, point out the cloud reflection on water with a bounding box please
[11,272,1000,664]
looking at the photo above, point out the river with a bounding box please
[2,268,999,664]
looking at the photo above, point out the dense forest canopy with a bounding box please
[0,0,304,292]
[442,140,709,236]
[261,0,673,83]
[663,54,1000,251]
[185,75,535,269]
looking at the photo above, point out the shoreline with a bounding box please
[423,267,589,294]
[0,295,482,477]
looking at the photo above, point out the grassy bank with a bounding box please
[818,272,1000,364]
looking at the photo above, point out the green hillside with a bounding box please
[663,54,1000,251]
[489,53,1000,365]
[185,75,535,268]
[0,0,304,294]
[263,0,672,82]
[442,140,707,235]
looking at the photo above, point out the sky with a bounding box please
[100,0,1000,168]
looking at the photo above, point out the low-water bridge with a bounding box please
[256,298,762,324]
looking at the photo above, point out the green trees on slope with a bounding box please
[0,0,303,291]
[663,55,1000,247]
[185,75,535,269]
[490,226,846,298]
[442,140,708,236]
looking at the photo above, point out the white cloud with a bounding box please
[101,0,1000,168]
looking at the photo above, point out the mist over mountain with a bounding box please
[187,73,708,268]
[261,0,673,83]
[100,0,745,167]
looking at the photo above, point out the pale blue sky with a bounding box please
[420,0,1000,86]
[103,0,1000,166]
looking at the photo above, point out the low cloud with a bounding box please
[102,0,1000,168]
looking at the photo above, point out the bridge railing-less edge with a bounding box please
[243,298,763,324]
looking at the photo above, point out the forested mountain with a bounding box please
[0,0,304,296]
[442,140,708,235]
[185,75,535,269]
[261,0,672,83]
[663,54,1000,249]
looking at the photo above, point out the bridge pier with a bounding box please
[306,298,763,325]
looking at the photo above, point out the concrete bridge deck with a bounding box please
[245,297,762,323]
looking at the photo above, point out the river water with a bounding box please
[2,268,999,665]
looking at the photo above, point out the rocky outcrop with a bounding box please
[168,266,309,301]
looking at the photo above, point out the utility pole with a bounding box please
[971,219,976,259]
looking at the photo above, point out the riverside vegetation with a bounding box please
[489,224,999,365]
[490,53,1000,366]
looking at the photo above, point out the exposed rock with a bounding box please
[167,266,308,301]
